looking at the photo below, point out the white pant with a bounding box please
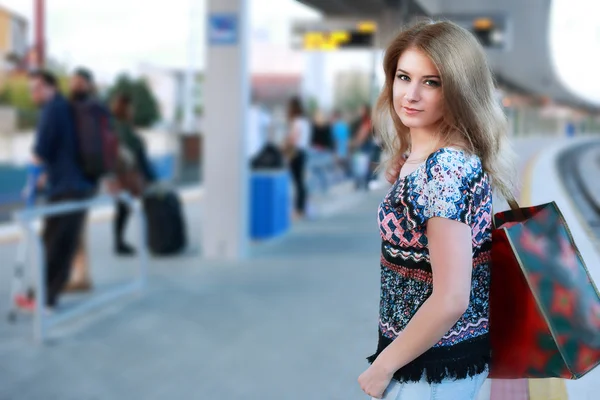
[374,370,488,400]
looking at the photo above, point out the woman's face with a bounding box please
[392,48,445,131]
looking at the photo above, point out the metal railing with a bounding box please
[9,193,148,344]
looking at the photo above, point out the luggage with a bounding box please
[143,188,186,255]
[490,200,600,379]
[251,143,285,170]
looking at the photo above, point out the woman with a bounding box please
[358,20,515,399]
[351,104,374,191]
[284,96,311,218]
[111,93,156,255]
[309,109,335,194]
[331,110,351,177]
[310,109,334,151]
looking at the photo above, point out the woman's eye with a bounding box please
[396,74,409,81]
[425,80,441,87]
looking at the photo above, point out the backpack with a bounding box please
[71,100,119,181]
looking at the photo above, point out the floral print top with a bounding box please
[368,147,493,384]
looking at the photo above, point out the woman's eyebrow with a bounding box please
[396,68,440,79]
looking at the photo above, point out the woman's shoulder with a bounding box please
[425,147,483,179]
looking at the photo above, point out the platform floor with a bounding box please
[1,136,599,400]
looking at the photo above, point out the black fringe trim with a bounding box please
[366,332,491,384]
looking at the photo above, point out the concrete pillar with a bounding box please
[182,0,201,135]
[302,51,328,112]
[203,0,249,260]
[376,8,403,49]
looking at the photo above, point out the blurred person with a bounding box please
[70,67,97,107]
[62,67,104,291]
[350,105,364,141]
[331,110,351,176]
[111,93,156,255]
[247,95,272,161]
[350,103,374,191]
[310,109,334,151]
[368,128,384,190]
[283,96,310,219]
[15,70,94,311]
[309,109,335,194]
[358,20,515,399]
[248,98,284,170]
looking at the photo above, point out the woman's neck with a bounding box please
[409,127,439,159]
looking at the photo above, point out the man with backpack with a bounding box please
[15,70,94,312]
[63,67,119,292]
[69,67,118,186]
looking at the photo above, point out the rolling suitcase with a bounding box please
[143,188,186,255]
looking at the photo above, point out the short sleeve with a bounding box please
[291,118,303,143]
[291,118,300,133]
[422,150,472,225]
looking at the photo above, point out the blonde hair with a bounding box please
[374,19,516,202]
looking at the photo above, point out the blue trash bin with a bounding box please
[250,169,291,240]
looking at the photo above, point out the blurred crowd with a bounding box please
[14,67,174,313]
[13,67,385,312]
[250,96,384,219]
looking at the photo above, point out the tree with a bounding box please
[0,74,35,110]
[306,96,319,116]
[133,79,160,127]
[334,71,371,114]
[107,74,161,128]
[0,74,39,129]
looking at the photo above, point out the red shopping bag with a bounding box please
[490,201,600,379]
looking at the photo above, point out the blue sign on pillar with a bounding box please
[208,13,238,46]
[566,122,575,138]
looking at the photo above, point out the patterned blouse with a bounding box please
[367,147,493,384]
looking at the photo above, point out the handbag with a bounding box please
[489,199,600,379]
[112,145,146,197]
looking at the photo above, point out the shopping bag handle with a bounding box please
[506,195,520,211]
[506,193,526,221]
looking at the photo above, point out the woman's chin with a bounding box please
[399,118,422,129]
[398,117,439,130]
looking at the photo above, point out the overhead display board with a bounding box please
[434,13,511,50]
[291,20,377,51]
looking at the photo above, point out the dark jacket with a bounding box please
[33,93,94,198]
[311,123,334,150]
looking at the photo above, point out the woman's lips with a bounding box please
[403,107,422,115]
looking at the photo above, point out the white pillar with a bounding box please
[301,51,327,111]
[203,0,249,260]
[182,0,200,134]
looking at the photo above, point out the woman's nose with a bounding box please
[405,83,420,103]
